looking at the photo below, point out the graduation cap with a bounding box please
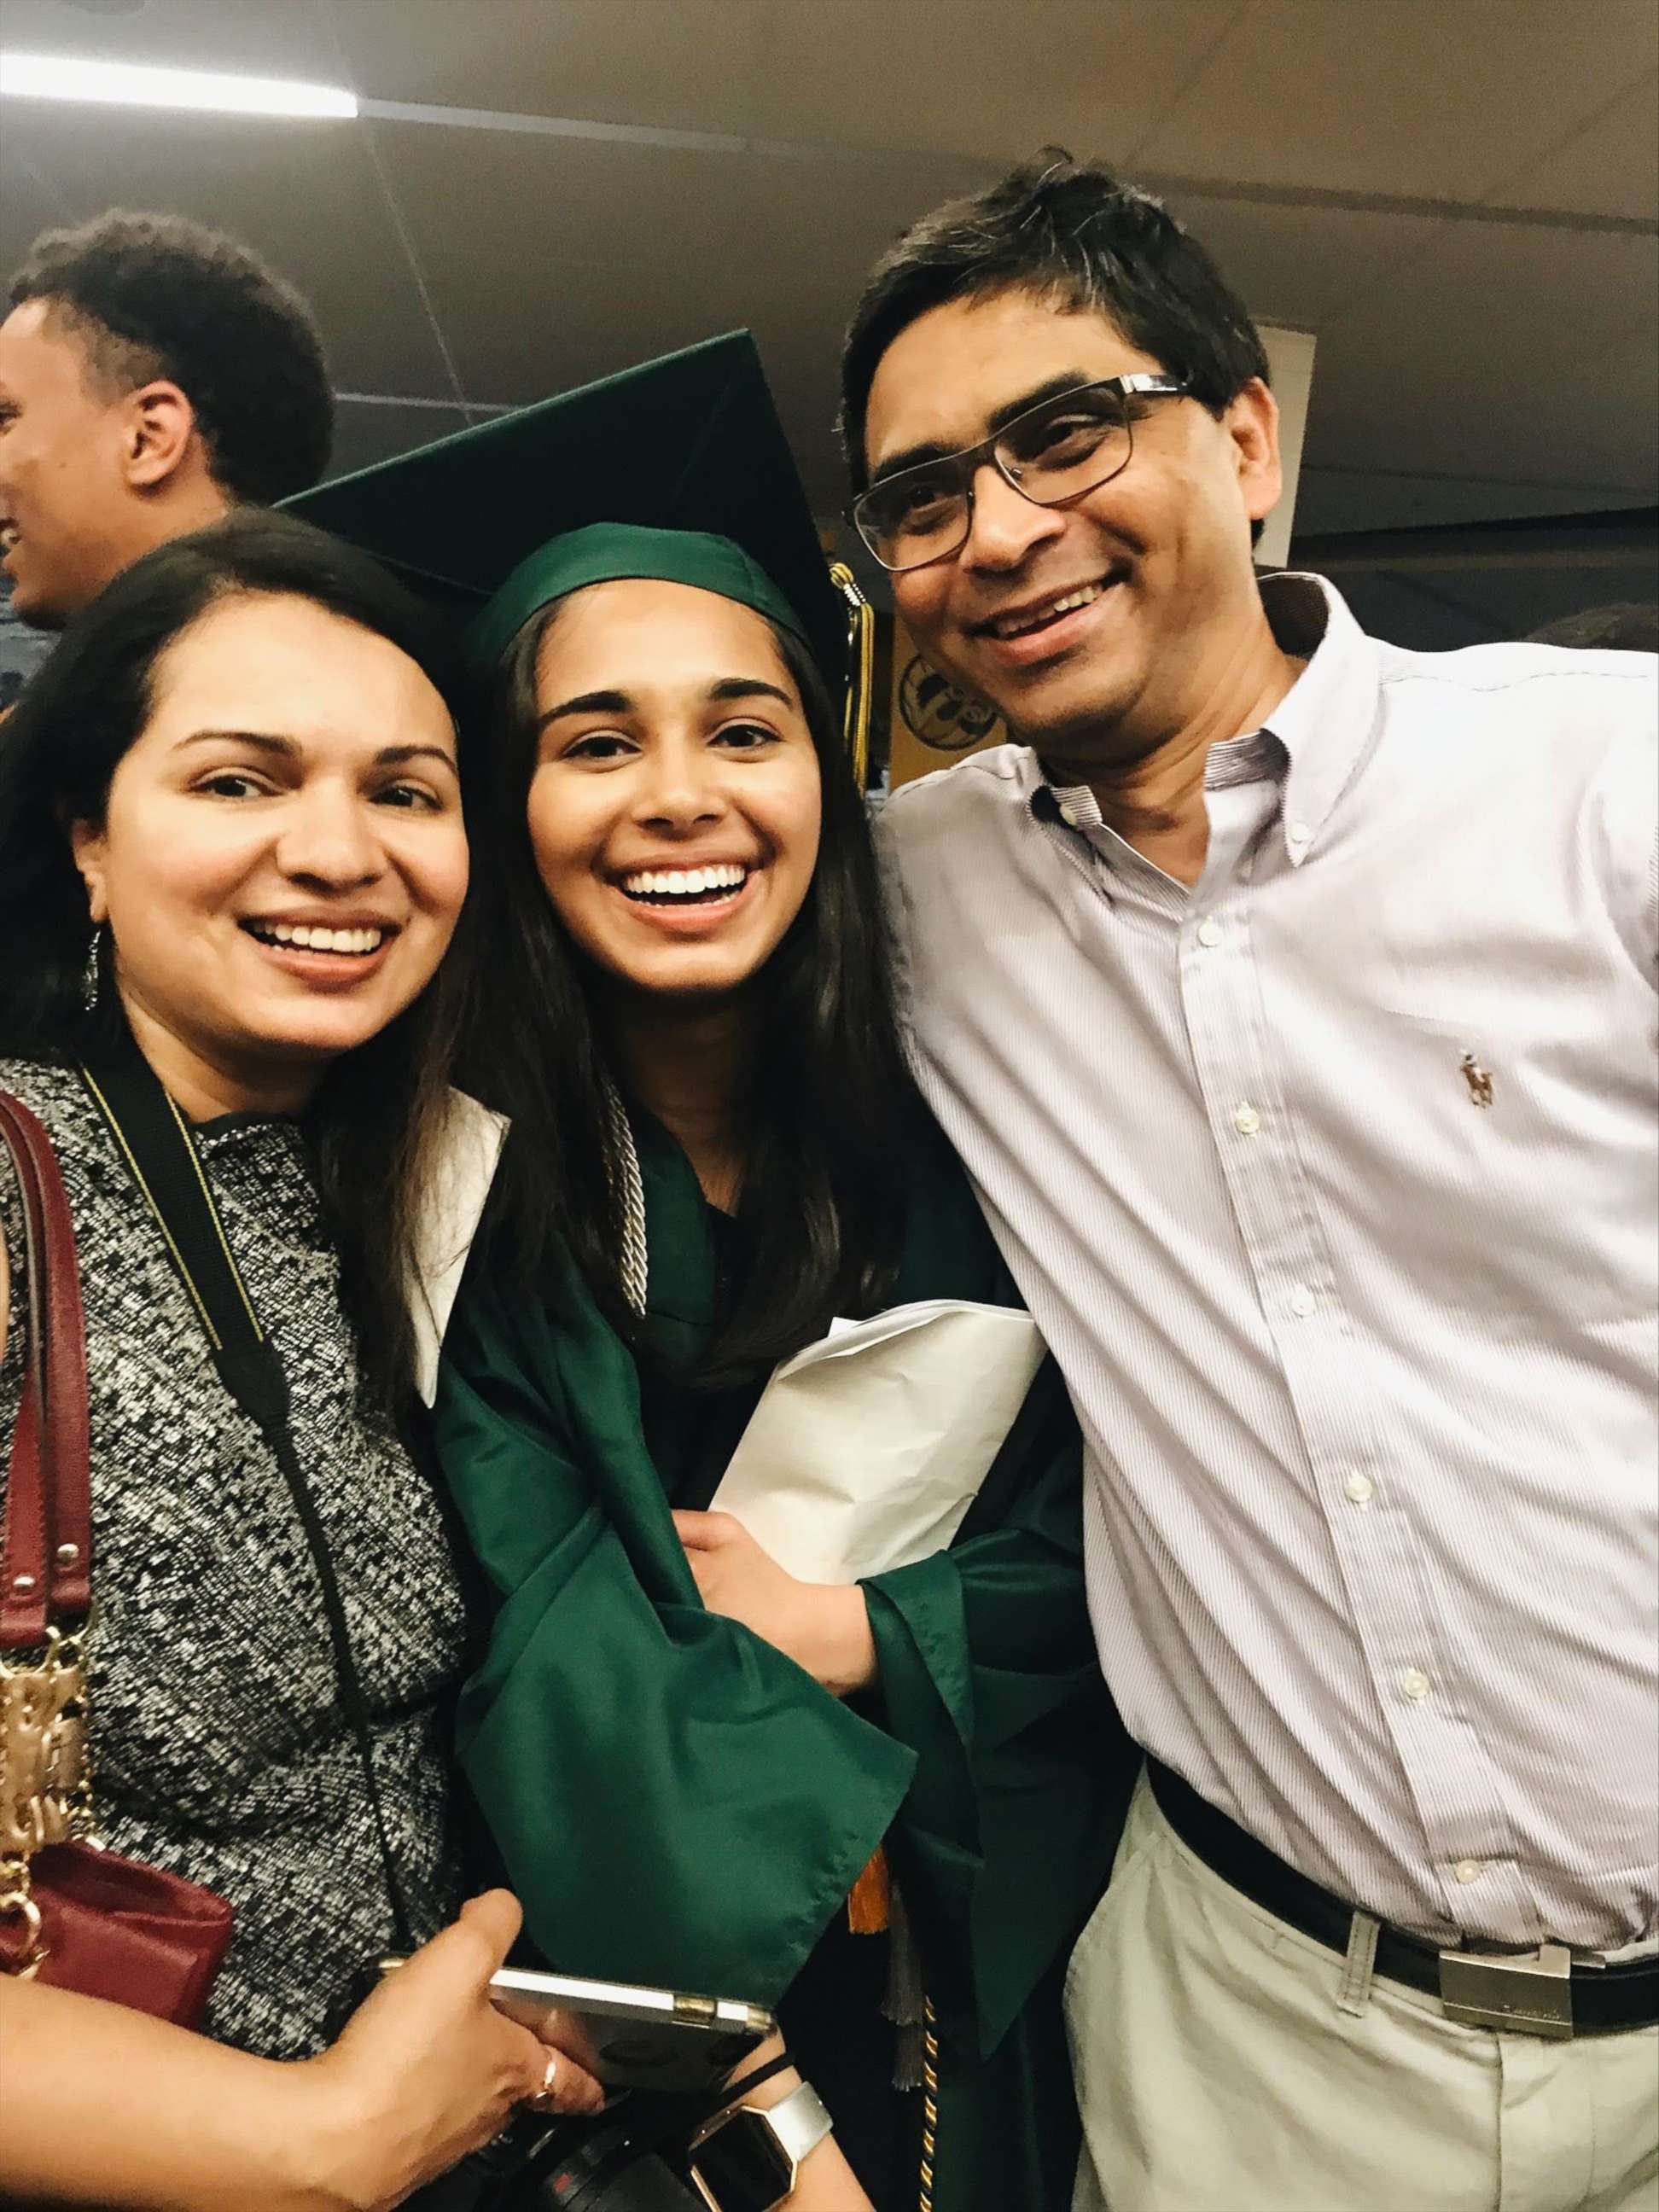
[284,332,871,775]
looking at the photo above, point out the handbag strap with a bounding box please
[78,1050,416,1953]
[0,1091,92,1651]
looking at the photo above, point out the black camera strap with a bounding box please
[79,1045,416,1953]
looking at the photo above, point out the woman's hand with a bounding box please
[673,1511,877,1697]
[0,1891,604,2212]
[297,1889,605,2209]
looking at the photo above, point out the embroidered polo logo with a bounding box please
[1460,1051,1494,1108]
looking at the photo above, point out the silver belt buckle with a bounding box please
[1438,1941,1574,2038]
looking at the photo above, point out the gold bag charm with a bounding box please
[0,1626,91,1980]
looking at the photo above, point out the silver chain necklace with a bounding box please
[602,1079,649,1317]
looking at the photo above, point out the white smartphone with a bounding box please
[377,1957,775,2093]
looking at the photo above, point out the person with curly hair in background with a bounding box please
[0,209,334,632]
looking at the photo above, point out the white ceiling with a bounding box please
[3,0,1656,602]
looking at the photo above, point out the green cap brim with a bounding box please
[467,521,812,673]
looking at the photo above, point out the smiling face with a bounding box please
[863,288,1283,770]
[525,577,823,1005]
[0,300,154,626]
[70,590,469,1109]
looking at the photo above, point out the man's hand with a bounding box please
[672,1511,877,1697]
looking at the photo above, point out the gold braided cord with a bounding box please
[830,561,875,789]
[601,1079,649,1316]
[917,1994,939,2212]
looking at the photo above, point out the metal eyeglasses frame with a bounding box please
[851,373,1188,573]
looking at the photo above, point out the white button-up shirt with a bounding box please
[879,574,1658,1949]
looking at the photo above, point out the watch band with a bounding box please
[688,2080,835,2212]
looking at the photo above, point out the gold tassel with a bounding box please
[847,1842,891,1933]
[830,560,875,790]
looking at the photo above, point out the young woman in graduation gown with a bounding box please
[431,515,1133,2210]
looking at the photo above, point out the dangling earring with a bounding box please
[81,923,105,1014]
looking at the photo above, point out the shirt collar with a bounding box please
[1256,572,1382,864]
[1024,573,1382,869]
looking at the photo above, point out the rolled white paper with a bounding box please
[711,1299,1046,1583]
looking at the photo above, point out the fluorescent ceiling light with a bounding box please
[0,52,358,119]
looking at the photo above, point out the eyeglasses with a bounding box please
[851,374,1188,573]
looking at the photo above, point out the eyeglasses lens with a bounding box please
[1000,386,1131,501]
[856,468,967,571]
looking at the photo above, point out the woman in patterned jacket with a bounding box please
[0,509,601,2210]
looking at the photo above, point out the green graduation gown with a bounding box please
[434,1115,1134,2209]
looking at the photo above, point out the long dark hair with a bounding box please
[0,509,474,1412]
[467,596,916,1382]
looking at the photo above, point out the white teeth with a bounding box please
[251,921,387,954]
[991,581,1105,639]
[620,864,748,899]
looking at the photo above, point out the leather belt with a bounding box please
[1147,1761,1657,2040]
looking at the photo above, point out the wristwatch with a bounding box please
[687,2080,835,2212]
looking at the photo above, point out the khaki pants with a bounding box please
[1067,1777,1659,2212]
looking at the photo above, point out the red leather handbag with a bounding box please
[0,1088,233,2026]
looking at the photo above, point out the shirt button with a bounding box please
[1232,1102,1262,1137]
[1287,820,1312,849]
[1289,1284,1316,1318]
[1399,1668,1431,1703]
[1343,1473,1375,1505]
[1196,918,1223,948]
[1452,1859,1482,1884]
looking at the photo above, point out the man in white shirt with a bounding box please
[843,153,1658,2210]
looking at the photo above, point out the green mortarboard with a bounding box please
[283,332,852,698]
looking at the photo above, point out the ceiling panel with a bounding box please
[0,142,77,271]
[726,145,1002,310]
[0,100,456,398]
[1491,72,1659,222]
[370,119,753,404]
[0,0,341,77]
[334,0,771,137]
[758,0,1243,164]
[1306,222,1659,492]
[410,250,751,416]
[1157,191,1447,330]
[1138,0,1659,202]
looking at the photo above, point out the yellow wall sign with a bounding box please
[886,618,1009,789]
